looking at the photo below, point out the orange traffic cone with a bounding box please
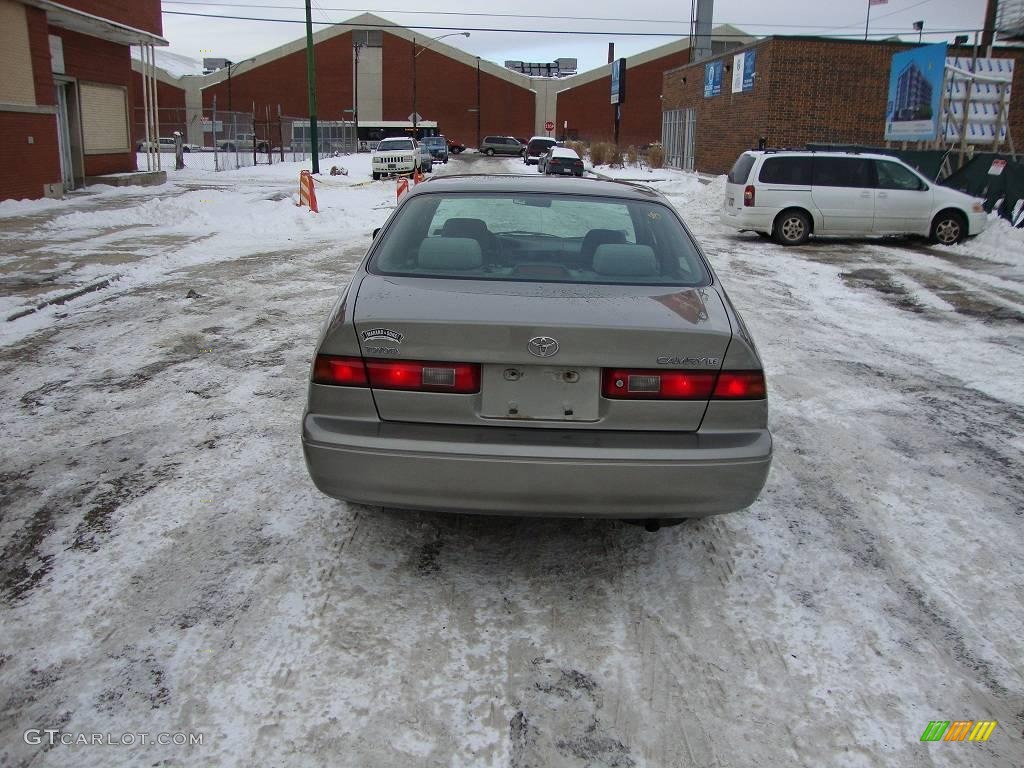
[414,167,423,184]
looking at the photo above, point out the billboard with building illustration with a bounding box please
[884,43,947,141]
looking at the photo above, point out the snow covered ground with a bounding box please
[1,154,1022,767]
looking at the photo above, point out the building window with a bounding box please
[662,108,696,171]
[0,0,37,106]
[353,30,383,48]
[80,83,131,154]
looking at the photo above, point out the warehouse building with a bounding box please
[131,14,749,154]
[661,36,1024,175]
[0,0,166,200]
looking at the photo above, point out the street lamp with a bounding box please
[225,57,255,113]
[412,32,470,135]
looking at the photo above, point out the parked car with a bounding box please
[217,134,269,152]
[447,138,466,154]
[479,136,524,157]
[137,137,201,152]
[538,147,584,176]
[371,137,432,180]
[523,136,557,165]
[302,175,772,528]
[722,150,988,246]
[421,135,449,164]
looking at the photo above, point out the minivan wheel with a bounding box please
[773,209,811,246]
[485,148,495,156]
[930,211,966,245]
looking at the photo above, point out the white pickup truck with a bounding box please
[217,134,269,152]
[371,137,432,180]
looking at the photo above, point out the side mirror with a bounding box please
[372,227,381,239]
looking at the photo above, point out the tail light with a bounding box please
[713,370,767,399]
[744,185,756,207]
[602,368,765,400]
[603,369,716,400]
[314,355,479,393]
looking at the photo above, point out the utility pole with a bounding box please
[981,0,998,50]
[412,37,418,136]
[476,57,481,146]
[304,0,319,173]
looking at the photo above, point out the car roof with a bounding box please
[529,136,556,142]
[409,174,664,201]
[550,147,579,158]
[744,150,907,162]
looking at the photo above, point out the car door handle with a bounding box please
[861,191,872,198]
[877,192,888,198]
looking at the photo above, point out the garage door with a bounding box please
[80,82,130,154]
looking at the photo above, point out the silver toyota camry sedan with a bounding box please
[302,175,771,525]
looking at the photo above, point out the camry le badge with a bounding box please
[528,336,559,358]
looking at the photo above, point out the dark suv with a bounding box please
[523,137,557,165]
[479,136,524,157]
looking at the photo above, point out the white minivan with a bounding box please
[722,150,988,246]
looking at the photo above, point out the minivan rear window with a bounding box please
[759,157,813,185]
[727,154,756,184]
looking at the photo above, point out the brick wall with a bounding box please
[54,0,162,36]
[556,49,691,147]
[202,31,354,119]
[52,26,134,176]
[381,35,534,144]
[0,111,60,199]
[662,42,775,174]
[664,38,1024,175]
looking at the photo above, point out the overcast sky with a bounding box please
[160,0,995,72]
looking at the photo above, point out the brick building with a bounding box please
[0,0,166,200]
[134,14,749,153]
[662,37,1024,175]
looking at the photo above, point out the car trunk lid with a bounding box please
[351,276,733,430]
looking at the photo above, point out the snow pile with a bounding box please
[591,164,694,182]
[953,214,1024,265]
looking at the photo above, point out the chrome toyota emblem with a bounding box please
[528,336,559,358]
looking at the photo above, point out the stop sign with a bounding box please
[544,120,555,132]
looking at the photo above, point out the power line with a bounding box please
[163,9,985,38]
[160,0,953,31]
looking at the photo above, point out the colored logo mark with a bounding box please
[920,720,997,742]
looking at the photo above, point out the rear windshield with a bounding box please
[369,193,710,286]
[529,139,556,151]
[727,153,756,184]
[377,139,413,151]
[423,138,445,146]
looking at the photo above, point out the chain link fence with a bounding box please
[134,108,354,171]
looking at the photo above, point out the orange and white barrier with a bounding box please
[396,176,409,201]
[298,170,319,213]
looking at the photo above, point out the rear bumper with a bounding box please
[721,207,775,233]
[302,416,772,518]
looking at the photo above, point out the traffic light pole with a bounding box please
[305,0,319,173]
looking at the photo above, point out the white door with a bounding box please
[872,159,935,235]
[55,84,75,191]
[811,157,875,234]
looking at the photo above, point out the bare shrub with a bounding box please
[647,143,665,169]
